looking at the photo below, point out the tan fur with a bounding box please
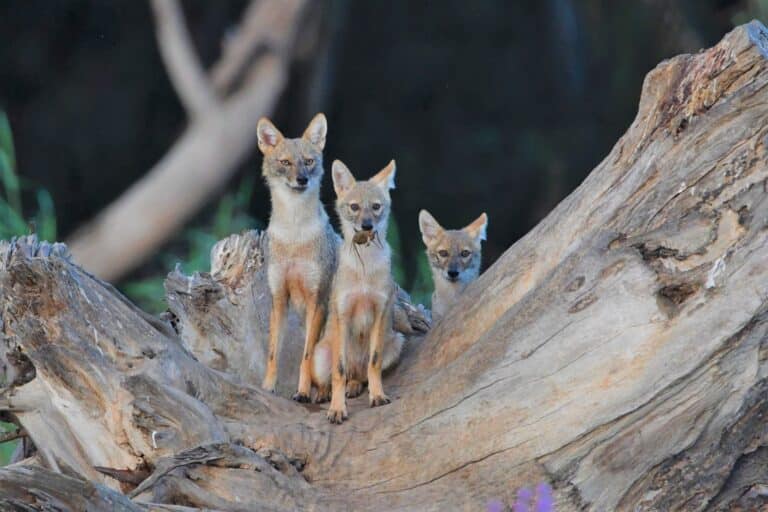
[312,159,403,423]
[419,210,488,320]
[257,113,340,402]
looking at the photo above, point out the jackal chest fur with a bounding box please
[266,191,337,310]
[335,243,392,334]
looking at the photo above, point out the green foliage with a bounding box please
[387,214,407,287]
[0,112,57,241]
[733,0,768,25]
[122,176,261,313]
[387,214,433,307]
[0,422,19,466]
[409,250,433,307]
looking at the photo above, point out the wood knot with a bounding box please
[738,205,752,227]
[657,282,699,318]
[658,282,698,305]
[568,294,598,314]
[635,243,680,261]
[565,276,585,292]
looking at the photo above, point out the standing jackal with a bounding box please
[419,210,488,319]
[256,113,339,402]
[312,159,403,424]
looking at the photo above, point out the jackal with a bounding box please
[256,113,339,402]
[418,210,487,319]
[312,159,403,424]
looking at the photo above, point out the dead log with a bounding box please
[2,20,768,511]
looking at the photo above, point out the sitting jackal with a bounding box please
[312,159,403,424]
[256,113,339,402]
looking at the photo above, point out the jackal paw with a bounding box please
[292,391,311,403]
[369,394,391,408]
[314,387,331,403]
[327,405,348,424]
[346,380,364,398]
[261,377,276,394]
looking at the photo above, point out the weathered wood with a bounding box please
[1,20,768,512]
[0,464,201,511]
[0,465,145,511]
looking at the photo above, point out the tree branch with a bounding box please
[210,0,305,94]
[0,428,26,444]
[67,0,309,281]
[150,0,218,117]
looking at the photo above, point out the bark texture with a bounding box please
[2,21,768,511]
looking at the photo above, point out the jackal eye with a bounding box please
[279,159,292,167]
[349,203,360,212]
[460,250,471,258]
[438,250,449,258]
[372,203,381,211]
[303,158,314,167]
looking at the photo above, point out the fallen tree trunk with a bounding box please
[2,20,768,511]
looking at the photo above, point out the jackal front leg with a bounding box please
[327,315,348,424]
[368,296,392,407]
[294,296,324,402]
[262,286,287,393]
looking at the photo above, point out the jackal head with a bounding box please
[256,113,327,195]
[419,210,487,284]
[331,159,396,243]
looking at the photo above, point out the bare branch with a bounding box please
[149,0,218,117]
[210,0,305,94]
[68,0,309,281]
[0,427,25,444]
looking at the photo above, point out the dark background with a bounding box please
[0,0,755,299]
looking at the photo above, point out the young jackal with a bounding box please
[312,159,403,424]
[418,210,488,319]
[256,113,340,402]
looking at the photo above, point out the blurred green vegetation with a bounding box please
[122,176,261,313]
[0,422,18,466]
[388,215,433,308]
[0,112,56,241]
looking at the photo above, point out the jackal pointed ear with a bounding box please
[371,160,396,192]
[464,212,488,242]
[257,117,284,154]
[419,209,444,245]
[332,160,356,197]
[303,113,327,150]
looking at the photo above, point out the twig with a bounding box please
[0,428,26,444]
[94,465,151,485]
